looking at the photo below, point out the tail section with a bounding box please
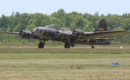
[94,19,107,31]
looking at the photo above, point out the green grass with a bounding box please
[0,47,130,80]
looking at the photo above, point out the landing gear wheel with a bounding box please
[70,43,75,47]
[92,45,94,48]
[38,42,44,48]
[38,40,45,48]
[64,42,70,48]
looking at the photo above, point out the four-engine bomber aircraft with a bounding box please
[0,19,129,48]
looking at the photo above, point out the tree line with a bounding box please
[0,9,130,45]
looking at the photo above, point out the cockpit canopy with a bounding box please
[45,24,65,30]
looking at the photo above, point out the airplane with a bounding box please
[0,19,129,48]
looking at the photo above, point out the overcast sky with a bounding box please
[0,0,130,16]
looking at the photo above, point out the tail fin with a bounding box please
[94,19,107,31]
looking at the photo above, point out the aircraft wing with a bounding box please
[84,31,130,39]
[0,32,19,35]
[94,38,127,41]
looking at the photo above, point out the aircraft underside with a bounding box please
[37,38,111,48]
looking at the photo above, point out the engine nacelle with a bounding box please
[19,30,32,39]
[90,39,111,45]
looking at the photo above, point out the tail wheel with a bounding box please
[92,45,94,48]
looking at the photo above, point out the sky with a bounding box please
[0,0,130,16]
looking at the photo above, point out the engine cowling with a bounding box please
[19,30,32,39]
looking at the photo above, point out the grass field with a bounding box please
[0,45,130,80]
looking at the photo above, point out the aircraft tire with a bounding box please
[92,45,94,48]
[64,42,70,48]
[38,42,44,48]
[70,43,75,47]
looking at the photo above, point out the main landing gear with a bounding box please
[38,40,45,48]
[64,42,70,48]
[64,42,75,48]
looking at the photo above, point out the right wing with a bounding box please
[94,38,128,41]
[83,31,130,39]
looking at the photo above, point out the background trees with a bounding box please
[0,9,130,45]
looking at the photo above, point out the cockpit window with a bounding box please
[33,28,39,32]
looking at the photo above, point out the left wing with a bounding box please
[83,31,129,39]
[0,32,19,35]
[0,31,34,39]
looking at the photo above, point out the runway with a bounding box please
[0,47,130,52]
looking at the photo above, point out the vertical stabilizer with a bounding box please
[94,19,107,31]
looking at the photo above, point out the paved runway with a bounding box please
[0,48,130,52]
